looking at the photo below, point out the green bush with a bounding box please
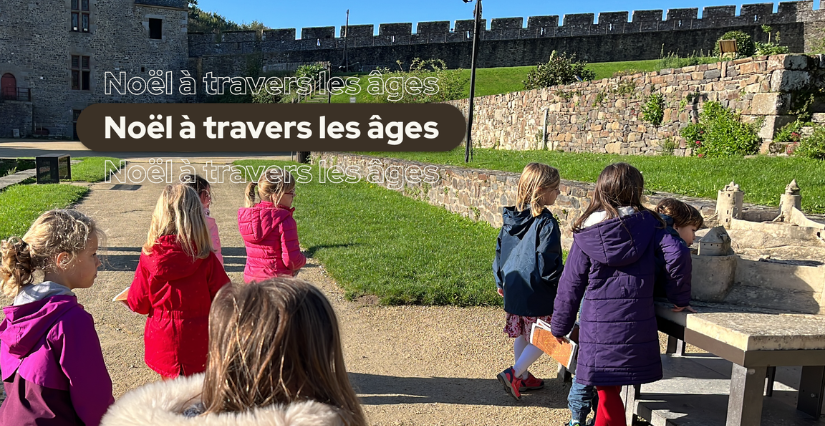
[362,58,468,103]
[773,120,804,143]
[714,31,755,58]
[523,51,596,90]
[642,93,665,125]
[680,101,761,157]
[755,41,789,56]
[796,125,825,160]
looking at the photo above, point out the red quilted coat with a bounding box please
[127,235,230,378]
[238,201,306,283]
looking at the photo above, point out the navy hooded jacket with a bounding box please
[493,206,563,317]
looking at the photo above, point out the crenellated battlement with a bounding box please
[188,1,825,74]
[189,1,824,55]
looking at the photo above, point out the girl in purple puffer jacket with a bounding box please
[551,163,694,426]
[0,210,114,426]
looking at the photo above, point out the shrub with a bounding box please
[680,101,761,157]
[773,120,804,143]
[755,25,789,56]
[295,63,326,83]
[363,58,468,103]
[523,51,596,90]
[642,93,665,125]
[714,31,755,58]
[796,125,825,160]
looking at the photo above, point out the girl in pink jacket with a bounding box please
[238,168,306,283]
[183,174,223,266]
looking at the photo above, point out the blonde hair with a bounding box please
[245,167,296,208]
[143,184,211,260]
[656,198,704,229]
[0,209,102,297]
[516,163,561,217]
[202,278,367,426]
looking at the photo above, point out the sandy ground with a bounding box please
[0,159,681,425]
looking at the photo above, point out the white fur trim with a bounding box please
[101,374,343,426]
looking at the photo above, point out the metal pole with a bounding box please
[343,10,349,72]
[465,0,481,163]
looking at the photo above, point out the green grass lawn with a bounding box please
[329,58,717,103]
[235,159,504,306]
[361,148,825,214]
[71,157,125,182]
[0,184,89,240]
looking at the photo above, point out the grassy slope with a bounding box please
[0,185,89,239]
[234,160,502,306]
[71,157,125,182]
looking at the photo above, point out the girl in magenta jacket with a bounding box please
[128,184,230,380]
[238,168,306,283]
[0,210,114,426]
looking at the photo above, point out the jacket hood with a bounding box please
[0,294,78,359]
[574,210,660,267]
[238,202,293,244]
[101,373,343,426]
[502,206,543,238]
[143,235,203,281]
[13,281,75,306]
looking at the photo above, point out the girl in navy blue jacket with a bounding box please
[493,163,564,400]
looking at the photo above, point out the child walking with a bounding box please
[128,184,230,379]
[238,168,306,283]
[183,174,223,265]
[0,209,114,426]
[101,277,367,426]
[493,163,564,401]
[552,163,693,426]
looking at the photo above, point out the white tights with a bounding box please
[513,335,544,379]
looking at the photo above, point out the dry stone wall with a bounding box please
[446,54,825,156]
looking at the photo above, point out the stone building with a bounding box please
[0,0,188,138]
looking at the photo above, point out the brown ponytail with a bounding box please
[0,238,34,296]
[245,181,258,207]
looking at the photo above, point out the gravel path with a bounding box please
[4,159,674,425]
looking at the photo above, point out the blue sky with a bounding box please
[195,0,812,36]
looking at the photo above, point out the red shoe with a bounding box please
[497,367,522,400]
[519,372,545,391]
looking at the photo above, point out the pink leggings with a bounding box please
[595,386,626,426]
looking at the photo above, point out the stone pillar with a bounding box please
[716,181,743,229]
[780,179,801,222]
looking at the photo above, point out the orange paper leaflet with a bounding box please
[530,319,577,375]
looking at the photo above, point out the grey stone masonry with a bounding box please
[0,0,189,138]
[445,54,825,156]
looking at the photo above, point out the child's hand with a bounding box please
[555,336,567,345]
[672,305,697,313]
[497,288,504,297]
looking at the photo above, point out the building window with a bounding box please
[71,55,90,91]
[149,18,162,39]
[71,0,90,32]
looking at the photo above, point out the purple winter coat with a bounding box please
[0,294,114,425]
[551,210,691,387]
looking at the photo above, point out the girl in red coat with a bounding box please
[238,167,306,283]
[128,184,230,380]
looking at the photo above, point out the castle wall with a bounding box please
[188,2,825,75]
[0,0,189,137]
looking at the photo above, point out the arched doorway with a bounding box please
[1,73,16,100]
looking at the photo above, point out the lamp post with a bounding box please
[463,0,481,163]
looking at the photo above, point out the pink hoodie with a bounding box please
[238,201,306,283]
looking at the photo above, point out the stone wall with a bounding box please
[0,0,189,137]
[311,152,742,249]
[445,54,825,156]
[0,101,33,138]
[188,2,825,73]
